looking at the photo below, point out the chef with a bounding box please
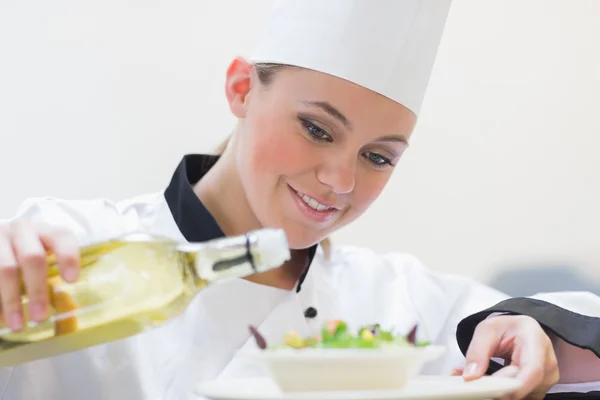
[0,1,599,399]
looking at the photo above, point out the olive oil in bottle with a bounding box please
[0,228,290,366]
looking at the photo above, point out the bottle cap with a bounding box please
[251,228,291,271]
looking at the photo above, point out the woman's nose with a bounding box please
[316,159,356,194]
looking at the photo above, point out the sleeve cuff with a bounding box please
[544,392,600,399]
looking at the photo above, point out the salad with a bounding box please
[250,320,431,350]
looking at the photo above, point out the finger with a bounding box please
[11,223,50,322]
[508,320,550,400]
[519,338,559,400]
[543,339,560,387]
[451,367,464,376]
[463,317,508,380]
[492,365,520,378]
[511,345,547,398]
[513,363,544,398]
[493,366,523,400]
[495,367,544,400]
[38,225,80,283]
[0,231,24,330]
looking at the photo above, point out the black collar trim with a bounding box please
[164,154,316,292]
[164,154,224,243]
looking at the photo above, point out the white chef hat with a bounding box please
[249,0,452,116]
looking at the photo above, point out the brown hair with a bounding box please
[214,63,332,259]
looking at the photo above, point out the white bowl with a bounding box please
[244,346,446,392]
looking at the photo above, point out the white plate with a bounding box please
[194,376,523,400]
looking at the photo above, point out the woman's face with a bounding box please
[226,58,417,249]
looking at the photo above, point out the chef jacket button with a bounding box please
[304,307,317,319]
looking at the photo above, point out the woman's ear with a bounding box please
[225,57,254,118]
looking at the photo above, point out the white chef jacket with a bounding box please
[0,154,598,400]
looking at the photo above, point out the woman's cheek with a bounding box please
[252,123,311,173]
[354,173,391,211]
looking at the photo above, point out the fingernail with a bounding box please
[463,362,479,378]
[9,312,23,331]
[63,267,78,282]
[30,302,48,321]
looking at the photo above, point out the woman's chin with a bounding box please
[258,215,333,250]
[283,229,326,250]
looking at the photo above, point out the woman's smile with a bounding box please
[287,184,340,223]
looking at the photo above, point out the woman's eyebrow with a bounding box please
[301,100,352,130]
[375,134,409,145]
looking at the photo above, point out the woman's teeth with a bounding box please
[294,190,333,211]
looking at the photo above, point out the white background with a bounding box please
[1,1,599,291]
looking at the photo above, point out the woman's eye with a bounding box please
[364,151,393,168]
[300,118,333,142]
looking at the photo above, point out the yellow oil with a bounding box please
[0,239,207,367]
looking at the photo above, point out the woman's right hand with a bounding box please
[0,221,80,331]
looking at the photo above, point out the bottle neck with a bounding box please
[180,234,259,285]
[178,229,291,286]
[191,247,258,283]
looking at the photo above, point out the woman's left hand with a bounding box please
[453,314,560,400]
